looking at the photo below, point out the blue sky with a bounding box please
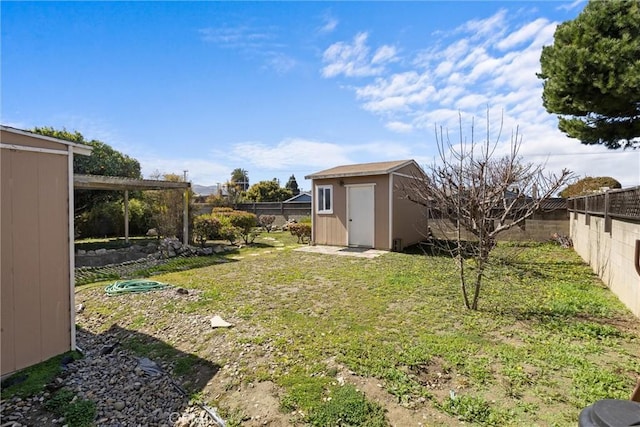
[2,1,638,190]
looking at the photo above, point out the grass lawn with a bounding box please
[74,232,640,426]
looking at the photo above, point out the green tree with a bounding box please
[245,179,293,202]
[230,168,250,191]
[285,174,300,196]
[33,127,142,215]
[559,176,622,198]
[538,1,640,149]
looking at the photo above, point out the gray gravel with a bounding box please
[1,328,221,427]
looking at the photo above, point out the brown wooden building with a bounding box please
[305,160,427,251]
[1,126,92,377]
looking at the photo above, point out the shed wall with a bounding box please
[1,136,72,376]
[312,175,390,248]
[391,165,428,250]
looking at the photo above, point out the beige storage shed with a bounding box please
[1,126,92,377]
[305,160,427,251]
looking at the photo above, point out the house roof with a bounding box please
[283,192,311,203]
[305,159,418,180]
[1,125,93,156]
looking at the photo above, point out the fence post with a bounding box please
[604,191,612,233]
[585,196,590,225]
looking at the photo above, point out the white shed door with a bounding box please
[347,185,375,247]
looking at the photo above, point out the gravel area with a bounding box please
[1,328,222,427]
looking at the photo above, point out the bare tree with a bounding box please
[404,111,574,310]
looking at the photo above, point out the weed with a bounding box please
[1,351,81,399]
[440,393,513,426]
[308,385,388,426]
[45,388,96,427]
[44,388,75,415]
[64,398,97,427]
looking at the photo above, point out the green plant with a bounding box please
[1,351,81,399]
[44,388,75,415]
[440,394,512,426]
[258,215,276,232]
[211,209,258,244]
[289,223,311,243]
[308,385,388,427]
[45,388,96,427]
[64,398,97,427]
[193,214,221,246]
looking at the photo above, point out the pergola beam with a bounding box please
[73,174,191,245]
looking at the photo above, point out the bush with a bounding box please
[289,223,311,243]
[258,215,276,232]
[193,214,221,247]
[76,201,123,238]
[211,209,259,244]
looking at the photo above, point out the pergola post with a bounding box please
[183,188,189,245]
[124,190,129,244]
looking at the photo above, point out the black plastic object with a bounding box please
[578,399,640,426]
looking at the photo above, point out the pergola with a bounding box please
[73,174,191,245]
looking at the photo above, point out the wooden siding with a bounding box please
[391,163,428,249]
[1,134,71,376]
[312,175,391,249]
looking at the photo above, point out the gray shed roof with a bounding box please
[305,160,417,180]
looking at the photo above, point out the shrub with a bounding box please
[193,214,221,247]
[289,223,311,243]
[258,215,276,232]
[211,209,259,244]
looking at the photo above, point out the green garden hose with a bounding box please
[104,279,170,296]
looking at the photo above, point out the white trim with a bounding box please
[68,146,76,351]
[0,143,69,156]
[316,184,334,215]
[1,126,92,155]
[389,173,394,250]
[391,171,424,181]
[344,183,377,188]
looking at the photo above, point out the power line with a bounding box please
[524,151,639,157]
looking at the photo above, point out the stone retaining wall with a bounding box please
[76,238,220,268]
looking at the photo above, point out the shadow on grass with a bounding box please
[403,239,480,259]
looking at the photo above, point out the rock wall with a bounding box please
[75,238,219,268]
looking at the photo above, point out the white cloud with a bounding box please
[231,138,352,170]
[456,9,508,44]
[322,32,397,78]
[355,71,435,113]
[496,18,550,51]
[318,14,338,34]
[264,52,297,74]
[320,9,639,187]
[372,45,398,64]
[198,26,276,48]
[139,157,230,185]
[556,0,585,11]
[385,121,413,133]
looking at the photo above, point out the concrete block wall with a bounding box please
[429,218,569,242]
[570,213,640,317]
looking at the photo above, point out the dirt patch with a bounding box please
[336,367,460,427]
[221,381,292,426]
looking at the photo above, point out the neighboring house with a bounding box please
[1,126,92,376]
[305,160,427,251]
[283,191,311,203]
